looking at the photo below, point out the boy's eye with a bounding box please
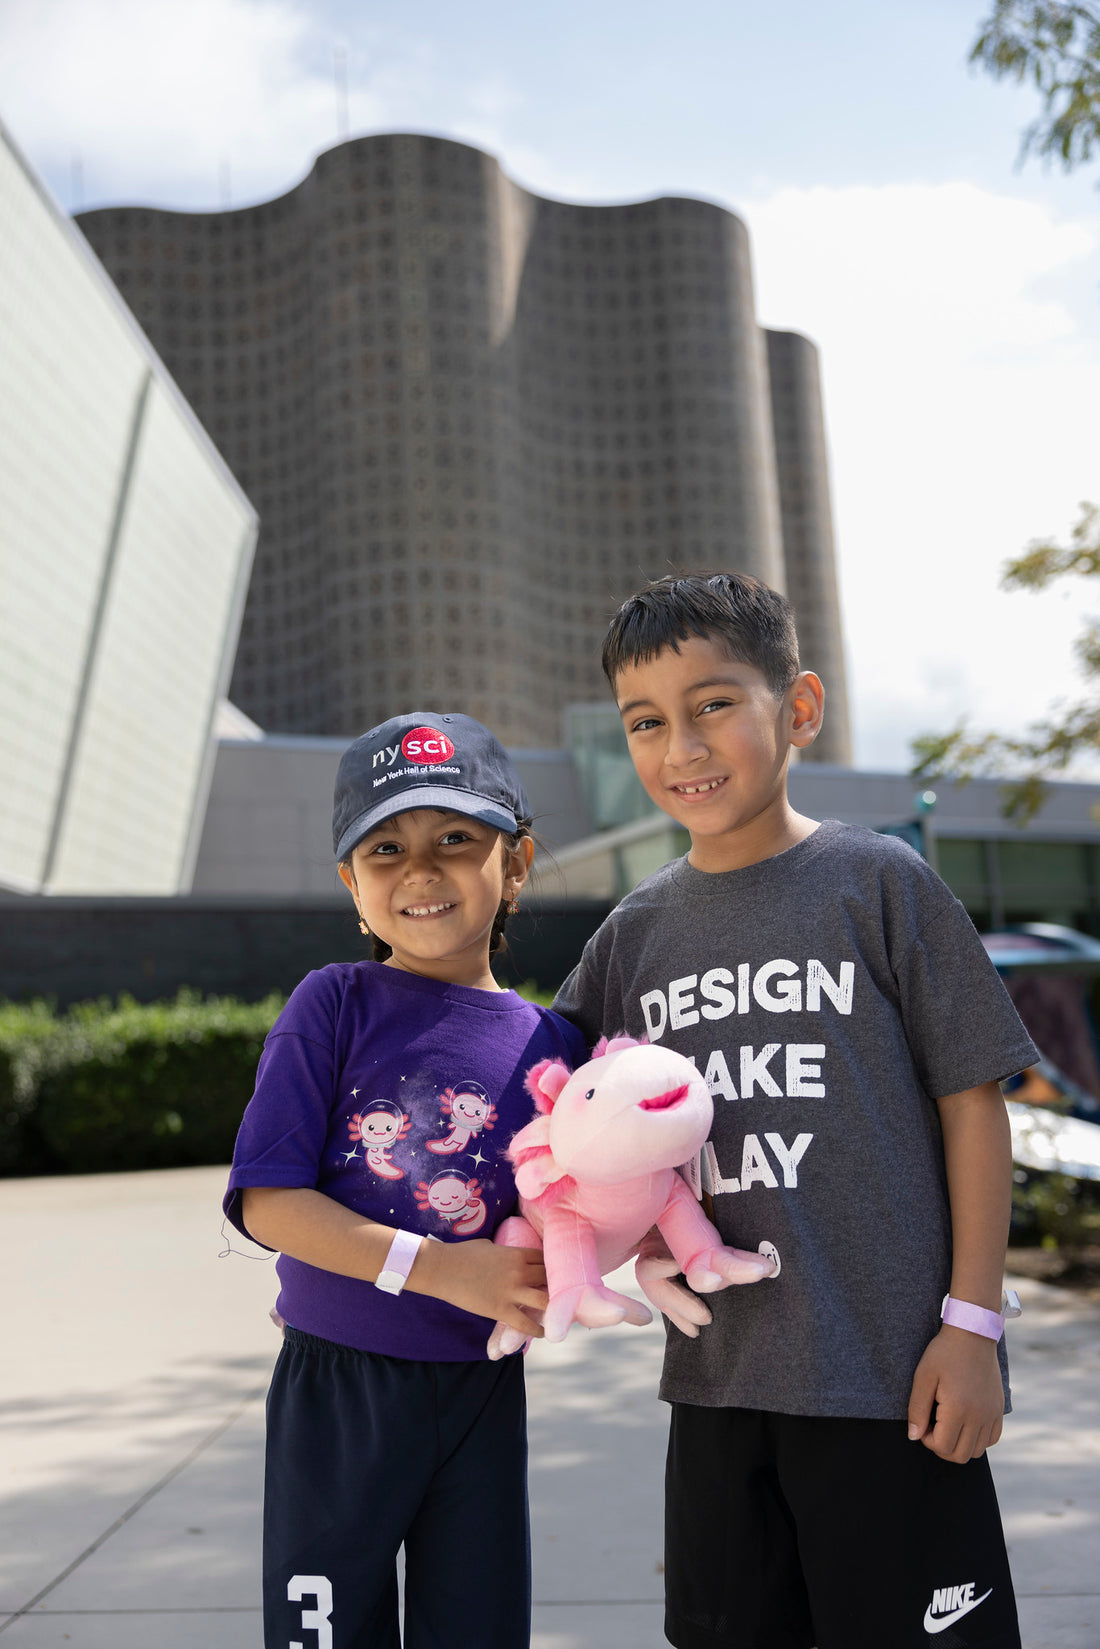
[699,698,733,714]
[629,716,661,734]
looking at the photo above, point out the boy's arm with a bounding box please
[906,1081,1013,1463]
[241,1186,548,1339]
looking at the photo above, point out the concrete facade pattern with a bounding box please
[766,329,850,760]
[77,132,849,755]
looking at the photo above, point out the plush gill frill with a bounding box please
[507,1033,644,1209]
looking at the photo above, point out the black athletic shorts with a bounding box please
[664,1403,1021,1649]
[263,1328,530,1649]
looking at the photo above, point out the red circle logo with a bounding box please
[401,727,456,765]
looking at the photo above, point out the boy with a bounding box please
[553,573,1035,1649]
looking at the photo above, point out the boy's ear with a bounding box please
[787,671,825,748]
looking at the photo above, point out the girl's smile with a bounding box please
[338,807,531,990]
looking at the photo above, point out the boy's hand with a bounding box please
[415,1238,548,1338]
[907,1325,1005,1462]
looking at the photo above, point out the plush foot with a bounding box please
[635,1252,713,1338]
[487,1322,531,1360]
[543,1283,652,1342]
[684,1245,777,1293]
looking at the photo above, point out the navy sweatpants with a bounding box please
[263,1328,530,1649]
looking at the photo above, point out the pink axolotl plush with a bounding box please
[487,1036,778,1357]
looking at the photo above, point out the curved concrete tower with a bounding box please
[78,133,847,756]
[765,329,852,765]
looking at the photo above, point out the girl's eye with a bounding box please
[369,841,402,856]
[440,830,472,846]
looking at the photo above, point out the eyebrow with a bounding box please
[617,676,745,718]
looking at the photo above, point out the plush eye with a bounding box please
[584,1088,595,1101]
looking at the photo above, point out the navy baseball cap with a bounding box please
[333,711,531,859]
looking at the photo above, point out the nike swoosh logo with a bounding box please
[923,1587,993,1633]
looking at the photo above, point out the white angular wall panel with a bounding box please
[50,384,253,891]
[0,149,144,886]
[0,121,257,894]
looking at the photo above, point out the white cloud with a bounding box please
[0,0,349,206]
[0,0,554,210]
[744,182,1100,771]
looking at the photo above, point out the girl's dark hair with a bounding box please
[340,820,533,963]
[601,572,799,696]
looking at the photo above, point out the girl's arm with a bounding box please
[242,1186,548,1338]
[906,1080,1013,1463]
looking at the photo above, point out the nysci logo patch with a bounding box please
[401,727,456,765]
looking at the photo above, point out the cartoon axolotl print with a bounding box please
[425,1082,498,1155]
[348,1102,411,1180]
[414,1171,487,1235]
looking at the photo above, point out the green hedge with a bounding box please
[0,991,283,1176]
[0,999,63,1175]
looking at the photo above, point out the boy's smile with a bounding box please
[615,635,824,873]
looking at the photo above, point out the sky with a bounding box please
[2,0,1099,773]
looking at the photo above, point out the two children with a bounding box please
[229,573,1034,1649]
[224,711,586,1649]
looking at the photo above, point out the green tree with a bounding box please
[970,2,1100,174]
[912,504,1100,819]
[913,9,1100,818]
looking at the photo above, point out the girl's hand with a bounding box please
[907,1326,1005,1462]
[415,1238,548,1338]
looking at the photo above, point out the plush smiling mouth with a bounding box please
[638,1084,690,1111]
[402,901,456,918]
[671,778,727,796]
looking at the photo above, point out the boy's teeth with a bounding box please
[681,780,721,794]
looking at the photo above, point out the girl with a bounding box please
[224,711,587,1649]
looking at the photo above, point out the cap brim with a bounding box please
[335,786,519,859]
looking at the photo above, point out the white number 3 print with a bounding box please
[288,1574,333,1648]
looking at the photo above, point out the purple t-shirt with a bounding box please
[224,961,587,1360]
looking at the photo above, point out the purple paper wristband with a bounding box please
[375,1228,425,1296]
[940,1294,1005,1341]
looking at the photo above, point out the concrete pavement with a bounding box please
[1,1165,1097,1648]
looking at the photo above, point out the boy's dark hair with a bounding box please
[601,572,800,696]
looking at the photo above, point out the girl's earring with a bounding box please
[358,915,370,935]
[506,895,520,917]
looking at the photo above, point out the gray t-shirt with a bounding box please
[553,820,1038,1420]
